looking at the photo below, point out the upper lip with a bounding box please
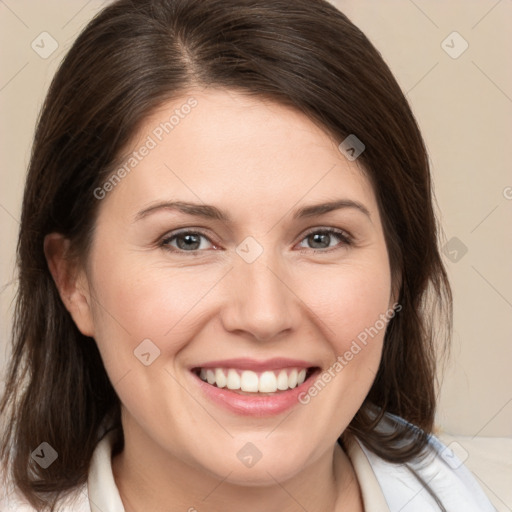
[190,357,317,372]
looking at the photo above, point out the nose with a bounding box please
[220,248,302,342]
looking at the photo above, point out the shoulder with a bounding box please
[352,413,497,512]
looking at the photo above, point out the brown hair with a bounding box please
[0,0,451,509]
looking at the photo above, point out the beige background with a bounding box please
[1,0,511,441]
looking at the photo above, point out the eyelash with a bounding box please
[159,227,353,255]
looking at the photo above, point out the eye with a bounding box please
[159,227,352,255]
[297,228,352,252]
[161,230,216,253]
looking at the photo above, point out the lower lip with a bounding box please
[191,370,319,416]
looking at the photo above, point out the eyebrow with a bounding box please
[134,199,371,223]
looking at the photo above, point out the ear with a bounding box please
[44,233,95,337]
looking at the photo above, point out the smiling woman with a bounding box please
[0,1,496,511]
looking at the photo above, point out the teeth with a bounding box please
[227,369,241,390]
[259,371,277,393]
[288,369,298,388]
[276,370,289,390]
[215,368,227,388]
[206,369,216,385]
[197,367,311,393]
[240,371,259,392]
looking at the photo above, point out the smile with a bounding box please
[190,358,321,416]
[195,367,312,393]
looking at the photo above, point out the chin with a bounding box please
[194,446,312,487]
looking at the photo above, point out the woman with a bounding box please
[0,0,496,510]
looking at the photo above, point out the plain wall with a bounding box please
[1,0,511,437]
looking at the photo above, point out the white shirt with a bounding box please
[1,427,497,511]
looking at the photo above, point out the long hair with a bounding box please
[0,0,452,509]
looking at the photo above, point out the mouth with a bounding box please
[191,366,318,395]
[189,358,321,416]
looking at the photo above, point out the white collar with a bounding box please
[343,432,392,511]
[87,429,125,511]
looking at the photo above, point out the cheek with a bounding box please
[87,250,225,365]
[296,255,393,403]
[290,258,393,440]
[299,259,393,349]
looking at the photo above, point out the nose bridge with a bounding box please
[221,239,299,340]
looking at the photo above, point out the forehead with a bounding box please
[101,88,378,219]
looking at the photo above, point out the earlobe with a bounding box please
[44,233,95,337]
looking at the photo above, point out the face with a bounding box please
[69,89,395,485]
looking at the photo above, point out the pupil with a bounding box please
[178,234,200,250]
[310,233,329,249]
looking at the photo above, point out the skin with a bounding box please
[46,88,397,512]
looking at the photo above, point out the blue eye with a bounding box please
[297,228,352,252]
[160,227,352,255]
[161,230,214,252]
